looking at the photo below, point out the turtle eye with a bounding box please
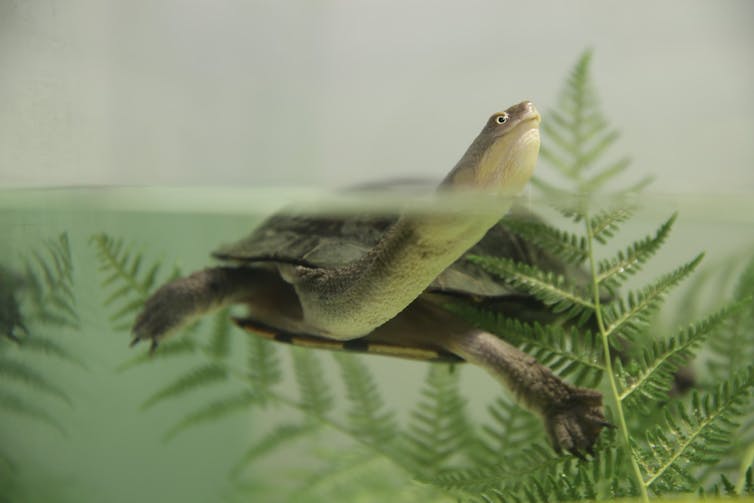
[495,114,508,125]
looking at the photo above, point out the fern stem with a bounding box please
[585,211,650,503]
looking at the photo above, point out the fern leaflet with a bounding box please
[601,254,704,342]
[618,301,748,413]
[596,213,676,288]
[91,233,176,331]
[163,391,258,441]
[638,366,754,493]
[403,364,470,474]
[333,353,396,447]
[469,255,594,319]
[0,358,71,406]
[141,364,228,411]
[291,348,333,417]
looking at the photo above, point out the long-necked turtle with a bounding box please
[133,101,608,455]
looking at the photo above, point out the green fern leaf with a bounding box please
[23,233,79,329]
[0,358,71,405]
[580,157,631,192]
[163,391,258,441]
[230,422,315,480]
[708,258,754,380]
[638,366,754,493]
[17,336,85,368]
[602,254,704,341]
[468,255,594,320]
[618,301,747,413]
[0,388,65,435]
[141,363,228,410]
[597,213,676,288]
[589,206,634,245]
[246,334,281,397]
[537,49,631,198]
[502,217,588,264]
[333,353,396,447]
[403,364,470,473]
[206,310,231,359]
[91,233,174,331]
[431,443,565,496]
[291,348,332,417]
[744,465,754,494]
[473,396,542,465]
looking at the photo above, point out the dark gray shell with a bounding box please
[213,207,584,299]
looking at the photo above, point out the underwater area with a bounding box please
[2,185,754,502]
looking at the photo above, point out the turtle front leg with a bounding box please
[132,267,261,351]
[442,330,609,456]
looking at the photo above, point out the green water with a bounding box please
[1,188,753,502]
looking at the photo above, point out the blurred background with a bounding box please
[1,0,753,192]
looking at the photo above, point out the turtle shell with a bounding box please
[212,207,587,300]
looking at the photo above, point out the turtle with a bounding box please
[132,101,608,456]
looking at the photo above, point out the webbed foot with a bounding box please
[543,385,610,458]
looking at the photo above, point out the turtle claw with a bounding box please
[544,386,608,458]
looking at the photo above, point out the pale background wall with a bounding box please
[1,0,753,193]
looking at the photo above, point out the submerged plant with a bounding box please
[92,51,754,502]
[0,233,82,496]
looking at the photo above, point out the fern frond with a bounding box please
[23,233,79,329]
[744,465,754,494]
[538,49,629,198]
[469,255,594,321]
[403,364,470,473]
[163,391,258,441]
[291,348,333,417]
[230,422,315,480]
[502,217,588,264]
[597,213,676,288]
[141,364,228,411]
[445,303,603,386]
[17,336,85,368]
[580,157,631,192]
[602,254,704,341]
[333,353,396,447]
[431,443,565,496]
[589,206,634,245]
[473,396,542,465]
[0,358,71,405]
[245,334,282,398]
[116,337,197,372]
[91,233,175,331]
[0,388,65,435]
[207,310,231,359]
[638,366,754,493]
[286,450,416,503]
[707,257,754,380]
[618,301,747,413]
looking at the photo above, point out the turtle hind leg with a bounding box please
[438,328,609,457]
[131,266,264,349]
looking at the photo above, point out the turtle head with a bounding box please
[441,101,541,195]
